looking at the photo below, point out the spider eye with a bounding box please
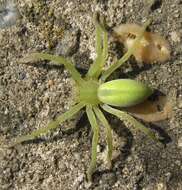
[97,79,153,107]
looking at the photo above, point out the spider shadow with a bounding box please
[110,41,153,80]
[119,60,153,79]
[21,62,65,72]
[110,116,134,164]
[145,89,172,146]
[93,106,172,182]
[21,62,88,76]
[92,113,134,182]
[21,111,89,146]
[21,110,134,183]
[20,107,171,184]
[50,112,89,142]
[149,122,172,146]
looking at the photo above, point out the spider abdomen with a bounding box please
[98,79,153,107]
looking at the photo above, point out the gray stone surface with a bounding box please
[0,0,182,189]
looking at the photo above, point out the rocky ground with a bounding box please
[0,0,182,189]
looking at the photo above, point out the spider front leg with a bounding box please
[101,104,159,142]
[87,13,108,79]
[101,19,151,81]
[7,102,85,147]
[20,52,84,85]
[86,105,100,181]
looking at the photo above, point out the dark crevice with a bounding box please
[150,0,162,11]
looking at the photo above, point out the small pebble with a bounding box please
[4,107,9,115]
[156,182,167,190]
[178,136,182,148]
[47,80,54,88]
[170,31,181,43]
[178,101,182,109]
[0,0,19,29]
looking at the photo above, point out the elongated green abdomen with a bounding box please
[98,79,153,107]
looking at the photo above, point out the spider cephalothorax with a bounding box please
[7,15,161,181]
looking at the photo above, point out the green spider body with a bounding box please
[78,79,153,107]
[9,16,159,181]
[98,79,153,107]
[78,79,100,105]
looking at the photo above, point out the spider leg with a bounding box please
[8,102,85,147]
[101,104,159,142]
[87,13,108,79]
[101,20,151,81]
[20,52,84,85]
[93,107,113,168]
[86,105,99,181]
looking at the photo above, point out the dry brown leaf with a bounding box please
[113,23,170,63]
[125,91,175,122]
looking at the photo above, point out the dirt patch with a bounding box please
[0,0,181,189]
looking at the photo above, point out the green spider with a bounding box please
[9,16,158,181]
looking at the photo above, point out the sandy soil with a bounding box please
[0,0,182,189]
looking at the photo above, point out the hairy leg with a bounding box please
[101,19,151,81]
[86,105,99,181]
[8,102,85,147]
[101,104,159,142]
[87,13,108,79]
[20,52,84,85]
